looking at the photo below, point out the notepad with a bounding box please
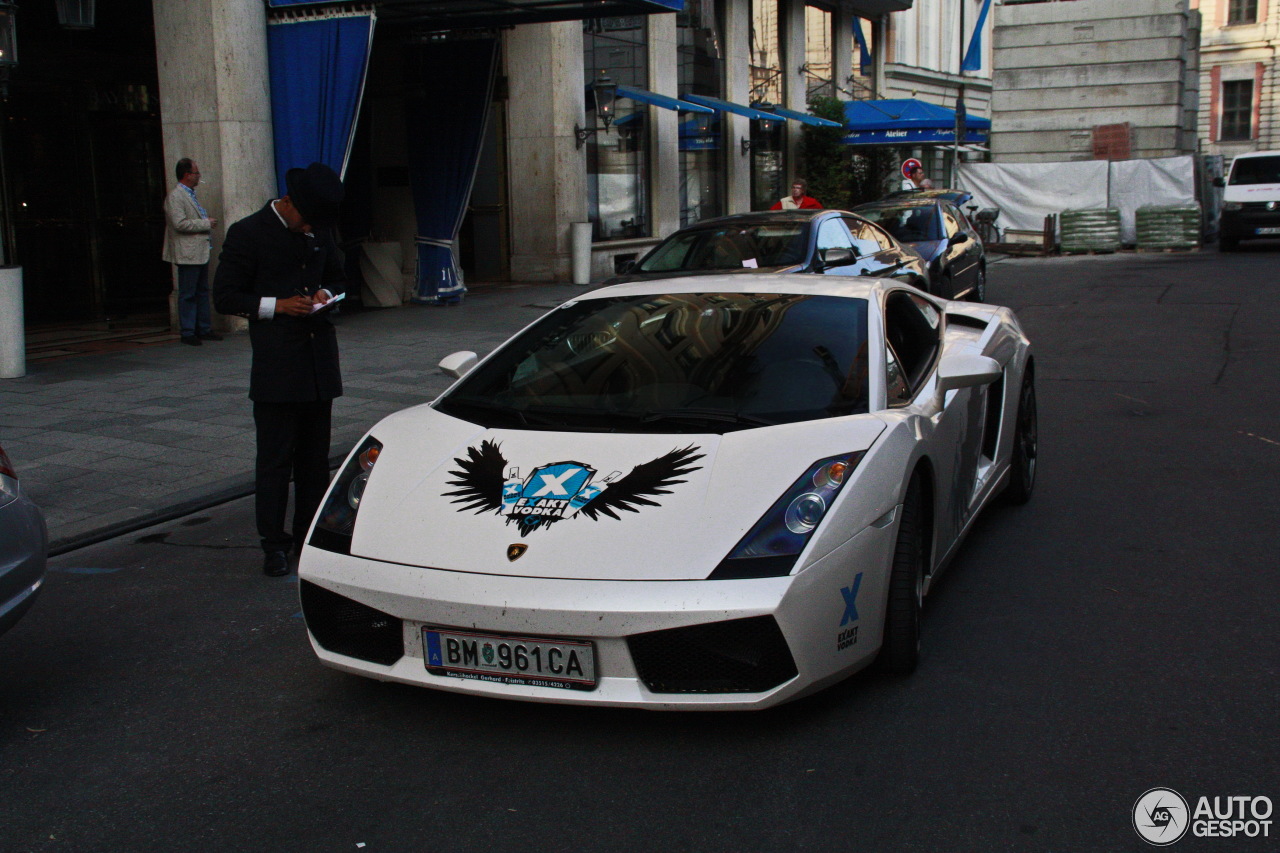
[309,291,346,314]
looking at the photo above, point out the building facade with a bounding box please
[990,0,1201,163]
[2,0,1001,329]
[1193,0,1278,157]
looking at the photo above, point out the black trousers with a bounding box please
[253,399,333,554]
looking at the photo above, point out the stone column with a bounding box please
[153,0,276,332]
[724,0,753,215]
[833,5,853,102]
[505,22,588,282]
[648,14,681,241]
[784,0,808,176]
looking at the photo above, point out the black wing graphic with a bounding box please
[578,445,705,522]
[443,440,507,514]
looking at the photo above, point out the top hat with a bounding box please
[285,162,344,230]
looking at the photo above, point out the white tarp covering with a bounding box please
[957,160,1108,236]
[1108,157,1198,243]
[957,156,1197,244]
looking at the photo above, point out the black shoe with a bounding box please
[198,331,224,341]
[263,550,290,577]
[181,335,202,346]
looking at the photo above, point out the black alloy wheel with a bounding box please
[877,477,925,674]
[1004,369,1038,505]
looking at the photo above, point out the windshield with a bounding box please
[857,205,943,242]
[437,293,870,433]
[636,224,809,273]
[1229,156,1280,185]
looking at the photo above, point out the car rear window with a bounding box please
[856,205,944,242]
[636,225,809,272]
[437,293,871,433]
[1229,156,1280,185]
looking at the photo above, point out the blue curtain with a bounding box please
[267,12,376,195]
[404,39,499,305]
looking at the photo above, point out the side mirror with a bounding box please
[948,231,971,247]
[820,247,856,269]
[439,351,479,379]
[937,353,1001,393]
[1213,176,1225,188]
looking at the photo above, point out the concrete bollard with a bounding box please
[0,266,24,379]
[570,222,593,285]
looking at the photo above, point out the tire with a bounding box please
[877,477,925,674]
[1004,369,1038,505]
[969,265,986,302]
[1219,236,1238,252]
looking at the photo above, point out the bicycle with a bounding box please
[967,204,1002,245]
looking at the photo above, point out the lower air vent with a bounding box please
[300,580,404,666]
[627,616,798,694]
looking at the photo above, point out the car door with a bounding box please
[882,290,984,561]
[847,216,924,285]
[940,204,979,295]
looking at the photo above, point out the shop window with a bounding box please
[1227,0,1258,25]
[1221,79,1253,141]
[584,17,650,241]
[750,0,785,209]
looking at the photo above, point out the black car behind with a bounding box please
[852,198,986,301]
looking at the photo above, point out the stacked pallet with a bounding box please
[1135,205,1200,252]
[1060,209,1122,254]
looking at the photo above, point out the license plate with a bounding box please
[423,628,596,690]
[1255,227,1280,235]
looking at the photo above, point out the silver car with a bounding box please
[0,442,47,637]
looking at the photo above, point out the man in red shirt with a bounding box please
[771,179,822,210]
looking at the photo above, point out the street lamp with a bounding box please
[55,0,96,30]
[575,72,618,149]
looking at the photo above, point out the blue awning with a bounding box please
[683,94,787,123]
[765,105,843,128]
[617,85,714,114]
[841,98,990,146]
[268,0,683,28]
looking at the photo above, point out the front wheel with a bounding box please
[877,478,924,674]
[1004,369,1038,505]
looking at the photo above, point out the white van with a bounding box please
[1217,150,1280,251]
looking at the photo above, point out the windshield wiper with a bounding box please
[435,398,529,428]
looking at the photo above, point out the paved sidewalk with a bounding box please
[0,282,592,554]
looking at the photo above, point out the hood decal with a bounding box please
[444,440,705,537]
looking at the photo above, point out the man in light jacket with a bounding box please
[162,158,221,346]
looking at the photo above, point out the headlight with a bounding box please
[310,436,382,555]
[1222,201,1243,212]
[708,453,864,579]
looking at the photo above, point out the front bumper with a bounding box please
[297,521,896,710]
[0,495,48,637]
[1220,207,1280,241]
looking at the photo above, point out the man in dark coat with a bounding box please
[213,162,346,576]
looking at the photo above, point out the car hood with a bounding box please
[348,405,886,581]
[601,265,803,286]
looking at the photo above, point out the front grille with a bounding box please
[1241,201,1279,212]
[627,616,798,694]
[300,580,404,666]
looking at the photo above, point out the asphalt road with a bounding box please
[3,248,1279,852]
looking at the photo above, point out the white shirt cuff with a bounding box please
[259,297,276,320]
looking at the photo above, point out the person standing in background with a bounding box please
[771,179,823,210]
[162,158,221,346]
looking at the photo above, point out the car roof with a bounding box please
[885,188,971,202]
[677,209,858,229]
[580,272,893,302]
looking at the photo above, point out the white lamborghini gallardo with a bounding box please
[299,274,1036,710]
